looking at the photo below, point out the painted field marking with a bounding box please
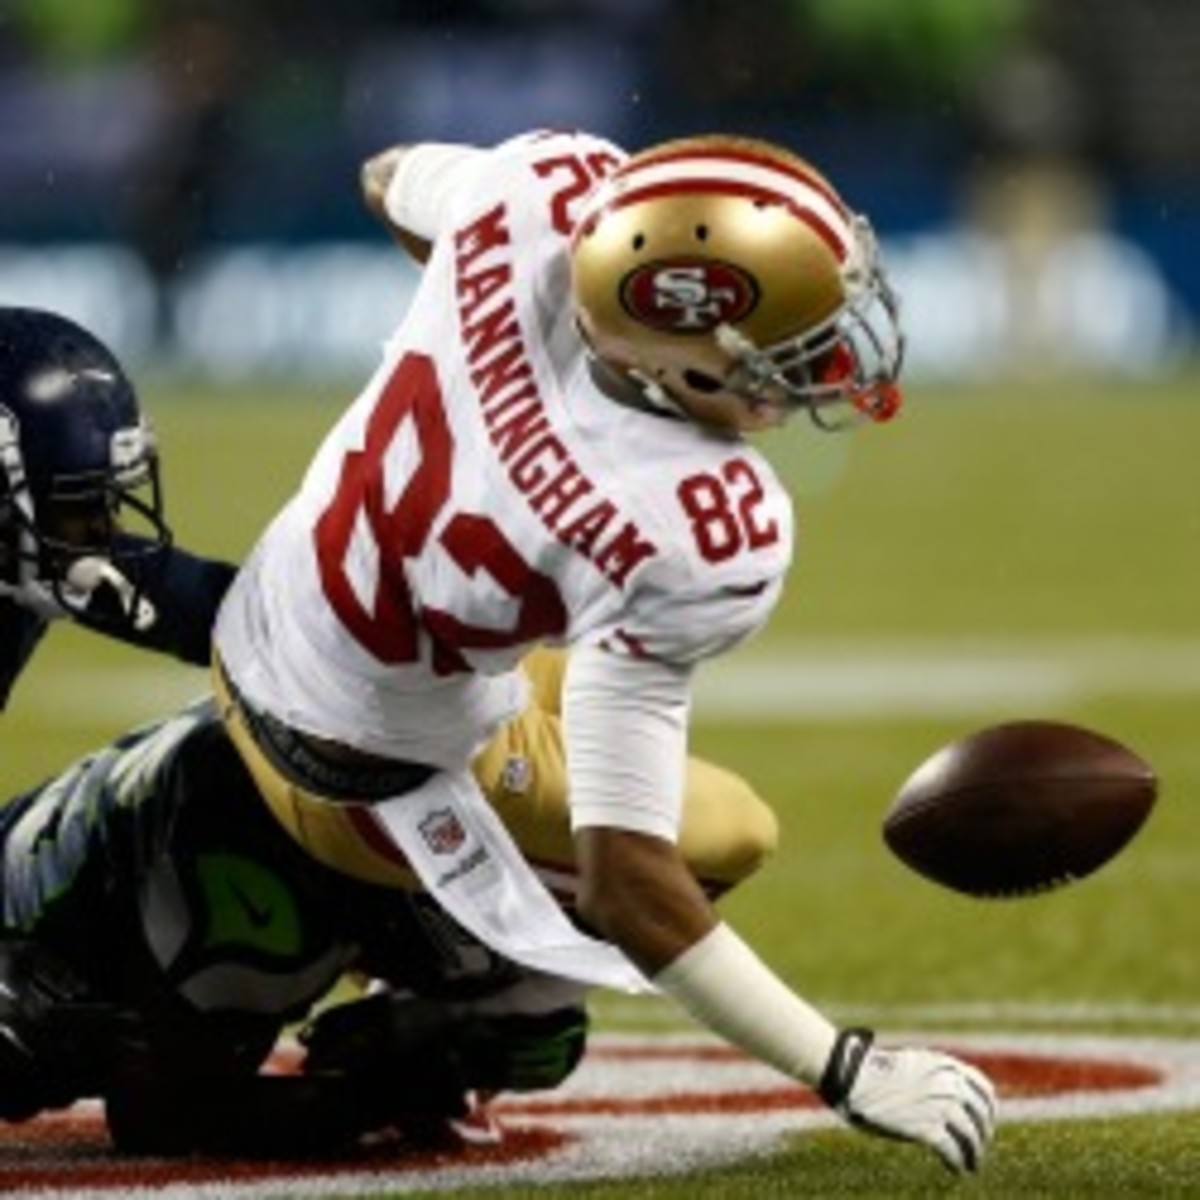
[22,635,1200,730]
[834,1000,1200,1029]
[3,1031,1200,1198]
[693,635,1200,720]
[599,996,1200,1032]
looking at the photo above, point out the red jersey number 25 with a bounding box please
[314,352,567,672]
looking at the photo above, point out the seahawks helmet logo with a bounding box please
[620,259,759,333]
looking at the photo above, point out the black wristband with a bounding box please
[817,1026,875,1108]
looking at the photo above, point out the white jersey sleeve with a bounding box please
[558,438,792,843]
[383,143,489,240]
[563,644,692,841]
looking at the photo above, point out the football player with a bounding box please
[0,306,588,1154]
[211,130,997,1173]
[0,305,234,698]
[0,303,762,1156]
[0,696,589,1155]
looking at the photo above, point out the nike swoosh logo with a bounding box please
[229,879,273,928]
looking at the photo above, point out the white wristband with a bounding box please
[652,923,837,1086]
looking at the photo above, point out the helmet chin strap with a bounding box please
[627,370,690,419]
[583,355,688,422]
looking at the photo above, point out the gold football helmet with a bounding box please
[570,135,904,431]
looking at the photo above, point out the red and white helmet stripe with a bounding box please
[576,146,857,263]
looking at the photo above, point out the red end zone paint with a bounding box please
[0,1121,570,1192]
[2,1033,1198,1197]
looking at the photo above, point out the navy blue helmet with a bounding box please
[0,307,171,628]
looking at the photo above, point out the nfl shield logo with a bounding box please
[419,809,467,855]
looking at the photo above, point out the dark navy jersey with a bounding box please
[0,700,518,1032]
[104,536,238,669]
[0,536,515,1068]
[1,700,359,1024]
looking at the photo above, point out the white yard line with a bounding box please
[16,633,1200,729]
[597,994,1200,1032]
[13,1031,1200,1197]
[694,634,1200,719]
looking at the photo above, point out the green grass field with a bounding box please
[6,369,1200,1196]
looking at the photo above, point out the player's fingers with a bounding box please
[960,1061,998,1112]
[930,1105,990,1175]
[932,1057,997,1133]
[957,1067,998,1152]
[943,1120,981,1174]
[928,1065,995,1174]
[965,1081,998,1139]
[966,1093,995,1144]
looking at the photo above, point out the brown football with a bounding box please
[883,721,1157,898]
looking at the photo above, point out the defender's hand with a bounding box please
[818,1028,997,1173]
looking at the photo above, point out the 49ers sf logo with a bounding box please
[620,259,759,333]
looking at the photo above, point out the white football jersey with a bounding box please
[215,130,795,769]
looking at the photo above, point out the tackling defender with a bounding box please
[211,129,997,1171]
[0,694,592,1154]
[0,305,758,1154]
[0,306,235,696]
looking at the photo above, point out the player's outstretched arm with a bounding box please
[574,818,996,1172]
[360,145,433,264]
[565,644,996,1171]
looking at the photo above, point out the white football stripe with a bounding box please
[599,995,1200,1031]
[691,634,1200,721]
[610,155,855,252]
[16,634,1200,731]
[17,1032,1200,1197]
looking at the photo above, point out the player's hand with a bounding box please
[0,559,156,630]
[302,991,587,1093]
[818,1028,997,1173]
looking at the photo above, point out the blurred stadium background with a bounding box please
[0,0,1196,380]
[2,4,1199,1193]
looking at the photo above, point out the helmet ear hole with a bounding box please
[682,369,723,394]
